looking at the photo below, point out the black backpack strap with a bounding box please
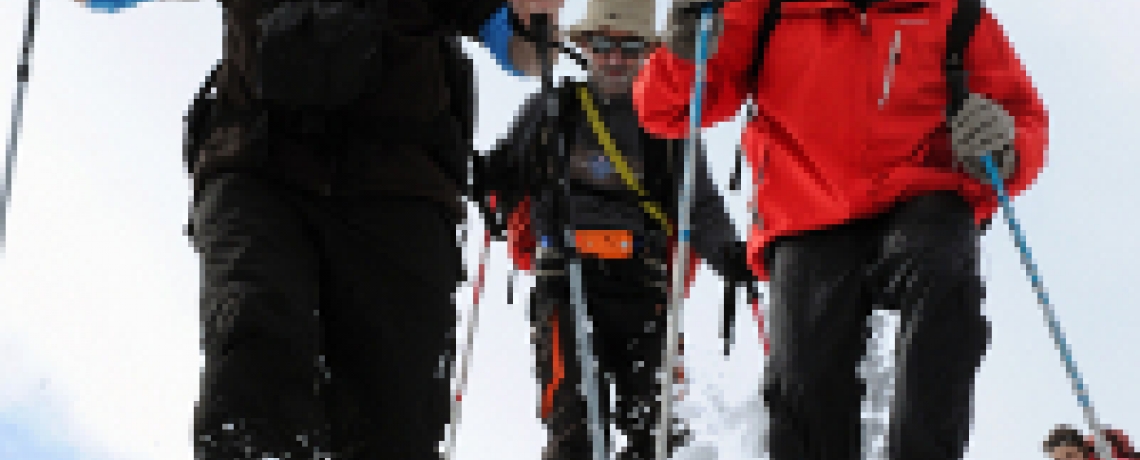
[943,0,987,230]
[944,0,983,118]
[746,0,784,96]
[732,1,783,193]
[556,78,585,143]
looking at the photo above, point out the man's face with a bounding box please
[1049,445,1086,460]
[579,29,655,97]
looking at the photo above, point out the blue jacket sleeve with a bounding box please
[84,0,147,13]
[478,4,524,77]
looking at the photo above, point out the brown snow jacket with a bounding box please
[193,0,504,217]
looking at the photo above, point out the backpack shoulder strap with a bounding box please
[575,85,675,235]
[746,0,785,95]
[944,0,983,117]
[556,78,585,138]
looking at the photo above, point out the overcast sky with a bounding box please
[0,1,1137,459]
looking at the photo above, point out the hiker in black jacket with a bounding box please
[471,2,753,459]
[170,0,563,459]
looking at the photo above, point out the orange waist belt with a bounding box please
[574,229,634,259]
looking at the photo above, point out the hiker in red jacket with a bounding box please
[635,1,1048,460]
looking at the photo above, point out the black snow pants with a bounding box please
[189,172,463,460]
[531,255,689,460]
[763,191,991,460]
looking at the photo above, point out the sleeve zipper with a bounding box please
[878,29,902,109]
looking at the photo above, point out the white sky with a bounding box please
[0,1,1137,460]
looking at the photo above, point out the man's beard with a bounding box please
[589,65,636,97]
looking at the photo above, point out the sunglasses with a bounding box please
[585,35,649,58]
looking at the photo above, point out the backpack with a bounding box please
[744,0,983,117]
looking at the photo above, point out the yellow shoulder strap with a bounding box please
[576,85,674,236]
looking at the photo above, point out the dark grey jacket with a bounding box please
[477,80,741,278]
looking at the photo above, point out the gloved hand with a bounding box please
[950,93,1017,184]
[665,0,725,62]
[719,241,753,355]
[469,154,507,238]
[722,241,754,286]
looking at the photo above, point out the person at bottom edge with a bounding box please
[1044,425,1139,460]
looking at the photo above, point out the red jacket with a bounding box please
[634,0,1048,281]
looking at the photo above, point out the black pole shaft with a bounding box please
[2,0,41,251]
[532,13,565,254]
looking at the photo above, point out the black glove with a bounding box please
[470,154,507,238]
[724,241,755,286]
[720,241,754,355]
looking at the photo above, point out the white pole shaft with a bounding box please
[657,7,713,460]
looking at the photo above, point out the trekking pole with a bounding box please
[747,172,770,356]
[506,267,517,304]
[658,2,720,459]
[444,227,492,460]
[748,284,769,355]
[722,274,737,356]
[2,0,40,252]
[943,41,1114,459]
[532,13,606,460]
[979,154,1114,460]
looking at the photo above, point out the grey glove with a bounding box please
[950,93,1017,183]
[665,1,725,62]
